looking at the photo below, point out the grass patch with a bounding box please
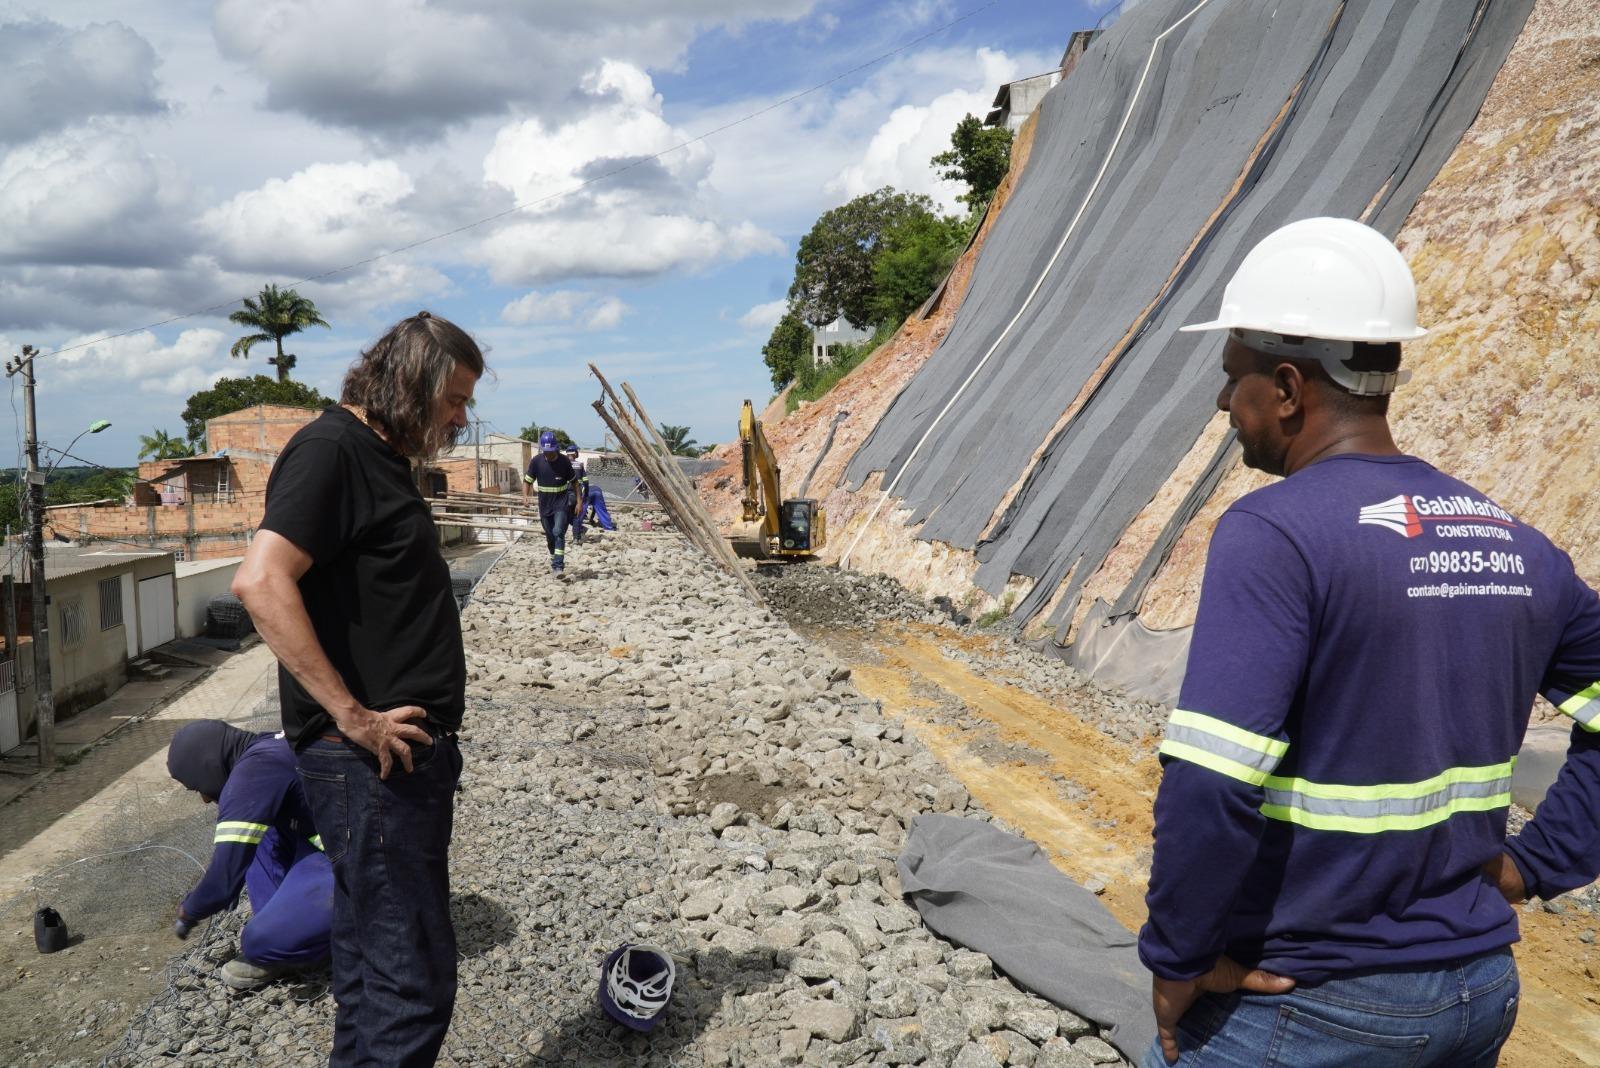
[975,592,1016,629]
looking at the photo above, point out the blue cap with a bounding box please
[539,430,558,452]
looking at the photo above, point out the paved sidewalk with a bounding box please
[0,643,277,902]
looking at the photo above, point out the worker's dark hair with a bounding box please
[1244,341,1401,417]
[341,311,485,459]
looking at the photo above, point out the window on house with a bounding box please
[99,576,123,630]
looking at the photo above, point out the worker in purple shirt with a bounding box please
[167,721,333,990]
[1140,218,1600,1066]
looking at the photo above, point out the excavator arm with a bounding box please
[740,399,783,540]
[733,399,824,559]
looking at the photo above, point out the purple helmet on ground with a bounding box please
[598,943,675,1032]
[539,430,558,453]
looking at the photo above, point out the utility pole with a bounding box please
[5,345,54,768]
[474,417,483,492]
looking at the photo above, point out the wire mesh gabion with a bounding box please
[91,691,710,1068]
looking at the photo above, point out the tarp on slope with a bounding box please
[845,0,1534,632]
[898,814,1155,1062]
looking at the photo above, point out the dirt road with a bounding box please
[820,623,1600,1068]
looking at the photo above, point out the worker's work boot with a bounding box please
[221,957,298,991]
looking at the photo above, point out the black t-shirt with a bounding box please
[259,407,465,749]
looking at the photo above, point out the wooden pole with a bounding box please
[588,369,761,602]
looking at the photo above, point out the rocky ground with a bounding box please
[92,518,1134,1067]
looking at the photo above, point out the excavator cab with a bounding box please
[778,498,823,553]
[731,400,826,560]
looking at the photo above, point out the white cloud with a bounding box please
[829,47,1026,214]
[501,290,630,331]
[0,17,166,144]
[477,62,780,283]
[691,44,1051,230]
[738,299,788,331]
[212,0,818,142]
[584,296,628,331]
[0,128,193,266]
[50,327,230,396]
[202,159,419,275]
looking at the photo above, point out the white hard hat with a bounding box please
[1181,218,1425,396]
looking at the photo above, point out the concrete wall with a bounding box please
[45,568,131,719]
[175,558,242,638]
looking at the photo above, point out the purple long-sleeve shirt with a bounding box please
[1140,454,1600,983]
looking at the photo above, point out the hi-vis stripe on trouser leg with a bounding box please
[1560,681,1600,731]
[1159,709,1515,833]
[215,821,269,845]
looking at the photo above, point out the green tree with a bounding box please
[228,283,331,382]
[788,188,939,328]
[868,211,970,326]
[658,424,700,456]
[761,309,812,389]
[138,429,196,460]
[181,375,332,447]
[518,424,575,449]
[931,114,1013,212]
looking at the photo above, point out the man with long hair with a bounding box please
[233,311,484,1067]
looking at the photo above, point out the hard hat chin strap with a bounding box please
[1232,329,1412,397]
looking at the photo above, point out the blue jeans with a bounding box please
[540,505,570,570]
[1143,949,1519,1068]
[296,727,463,1068]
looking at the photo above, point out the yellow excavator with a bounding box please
[730,399,825,559]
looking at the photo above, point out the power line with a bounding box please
[32,0,1006,364]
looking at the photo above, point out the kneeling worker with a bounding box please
[168,721,333,990]
[523,429,576,575]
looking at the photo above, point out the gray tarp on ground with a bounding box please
[844,0,1534,632]
[898,814,1155,1062]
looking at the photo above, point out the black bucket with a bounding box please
[34,906,68,954]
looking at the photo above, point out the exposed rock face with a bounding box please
[1118,0,1600,631]
[701,1,1595,641]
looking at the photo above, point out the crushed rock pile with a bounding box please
[933,643,1168,749]
[750,563,942,629]
[101,520,1135,1067]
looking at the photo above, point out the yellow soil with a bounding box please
[838,624,1600,1067]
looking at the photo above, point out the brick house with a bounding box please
[44,404,326,561]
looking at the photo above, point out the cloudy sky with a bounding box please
[0,0,1108,466]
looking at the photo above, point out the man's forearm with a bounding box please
[240,572,363,729]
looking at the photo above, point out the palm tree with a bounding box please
[138,428,196,460]
[658,424,700,456]
[228,283,330,383]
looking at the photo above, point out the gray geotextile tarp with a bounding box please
[844,0,1534,630]
[898,814,1155,1062]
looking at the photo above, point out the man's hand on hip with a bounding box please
[1482,851,1528,904]
[1153,956,1294,1064]
[341,706,432,779]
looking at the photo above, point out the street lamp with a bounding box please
[43,420,112,480]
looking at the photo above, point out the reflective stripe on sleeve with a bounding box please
[1259,760,1515,833]
[522,475,534,484]
[214,821,269,845]
[1559,682,1600,731]
[1158,709,1288,785]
